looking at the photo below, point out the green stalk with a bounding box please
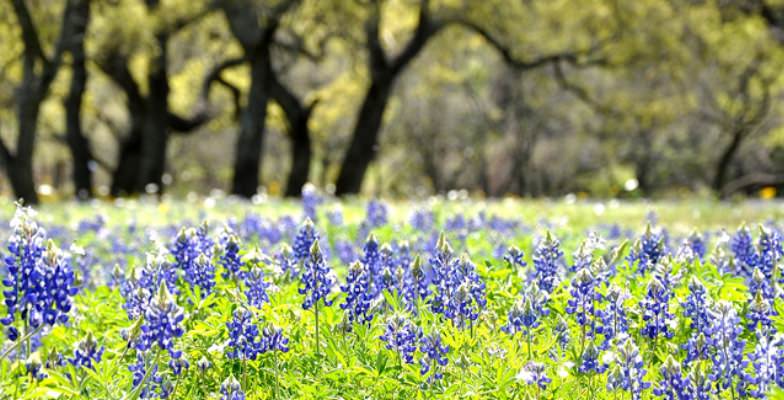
[0,323,44,360]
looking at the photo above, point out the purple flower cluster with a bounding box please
[379,314,418,364]
[2,207,76,343]
[226,308,289,361]
[532,232,563,293]
[299,239,334,310]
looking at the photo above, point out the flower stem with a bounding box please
[0,324,44,361]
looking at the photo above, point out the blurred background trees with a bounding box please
[2,0,784,203]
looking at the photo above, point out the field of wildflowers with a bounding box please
[1,195,784,399]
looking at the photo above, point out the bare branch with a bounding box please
[447,16,608,71]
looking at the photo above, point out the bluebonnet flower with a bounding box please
[221,375,245,400]
[261,326,289,353]
[682,277,712,334]
[410,210,434,232]
[566,268,603,339]
[686,232,707,262]
[431,251,486,329]
[25,352,45,380]
[301,183,322,222]
[410,256,431,302]
[598,284,630,347]
[684,333,710,365]
[747,291,774,334]
[243,267,270,309]
[419,331,449,380]
[196,356,211,372]
[652,355,690,400]
[136,283,185,360]
[687,364,713,400]
[640,278,674,340]
[340,261,375,327]
[578,341,607,374]
[682,277,714,365]
[359,234,382,290]
[570,241,593,273]
[532,232,563,293]
[327,207,344,226]
[219,229,243,279]
[627,224,666,275]
[185,253,215,298]
[292,219,318,263]
[749,268,775,300]
[274,244,298,278]
[129,352,172,399]
[503,246,526,269]
[551,315,570,359]
[226,308,263,361]
[379,314,418,364]
[759,226,782,277]
[744,332,784,398]
[334,240,357,265]
[171,225,215,297]
[518,361,551,390]
[299,240,334,310]
[121,251,178,320]
[68,332,104,369]
[708,301,747,392]
[2,207,76,342]
[502,283,549,337]
[365,200,388,228]
[606,336,650,400]
[731,226,758,278]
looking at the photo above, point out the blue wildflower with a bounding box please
[519,361,551,390]
[379,314,418,364]
[708,301,747,392]
[578,341,607,374]
[340,261,375,327]
[226,308,263,361]
[598,284,630,347]
[68,332,104,369]
[627,224,666,275]
[292,219,318,263]
[504,246,527,269]
[244,267,270,309]
[532,232,563,293]
[136,283,185,360]
[301,183,322,222]
[566,268,603,340]
[731,226,758,278]
[419,331,449,380]
[606,336,650,400]
[2,207,76,343]
[640,278,674,340]
[298,239,334,310]
[219,229,243,279]
[652,355,690,400]
[221,375,245,400]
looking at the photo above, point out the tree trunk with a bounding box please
[64,0,92,200]
[8,80,42,204]
[231,52,270,198]
[271,76,314,197]
[334,77,394,195]
[283,110,312,197]
[110,126,143,196]
[714,129,745,195]
[137,34,170,195]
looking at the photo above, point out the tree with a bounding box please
[64,0,92,200]
[1,0,79,204]
[95,1,211,196]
